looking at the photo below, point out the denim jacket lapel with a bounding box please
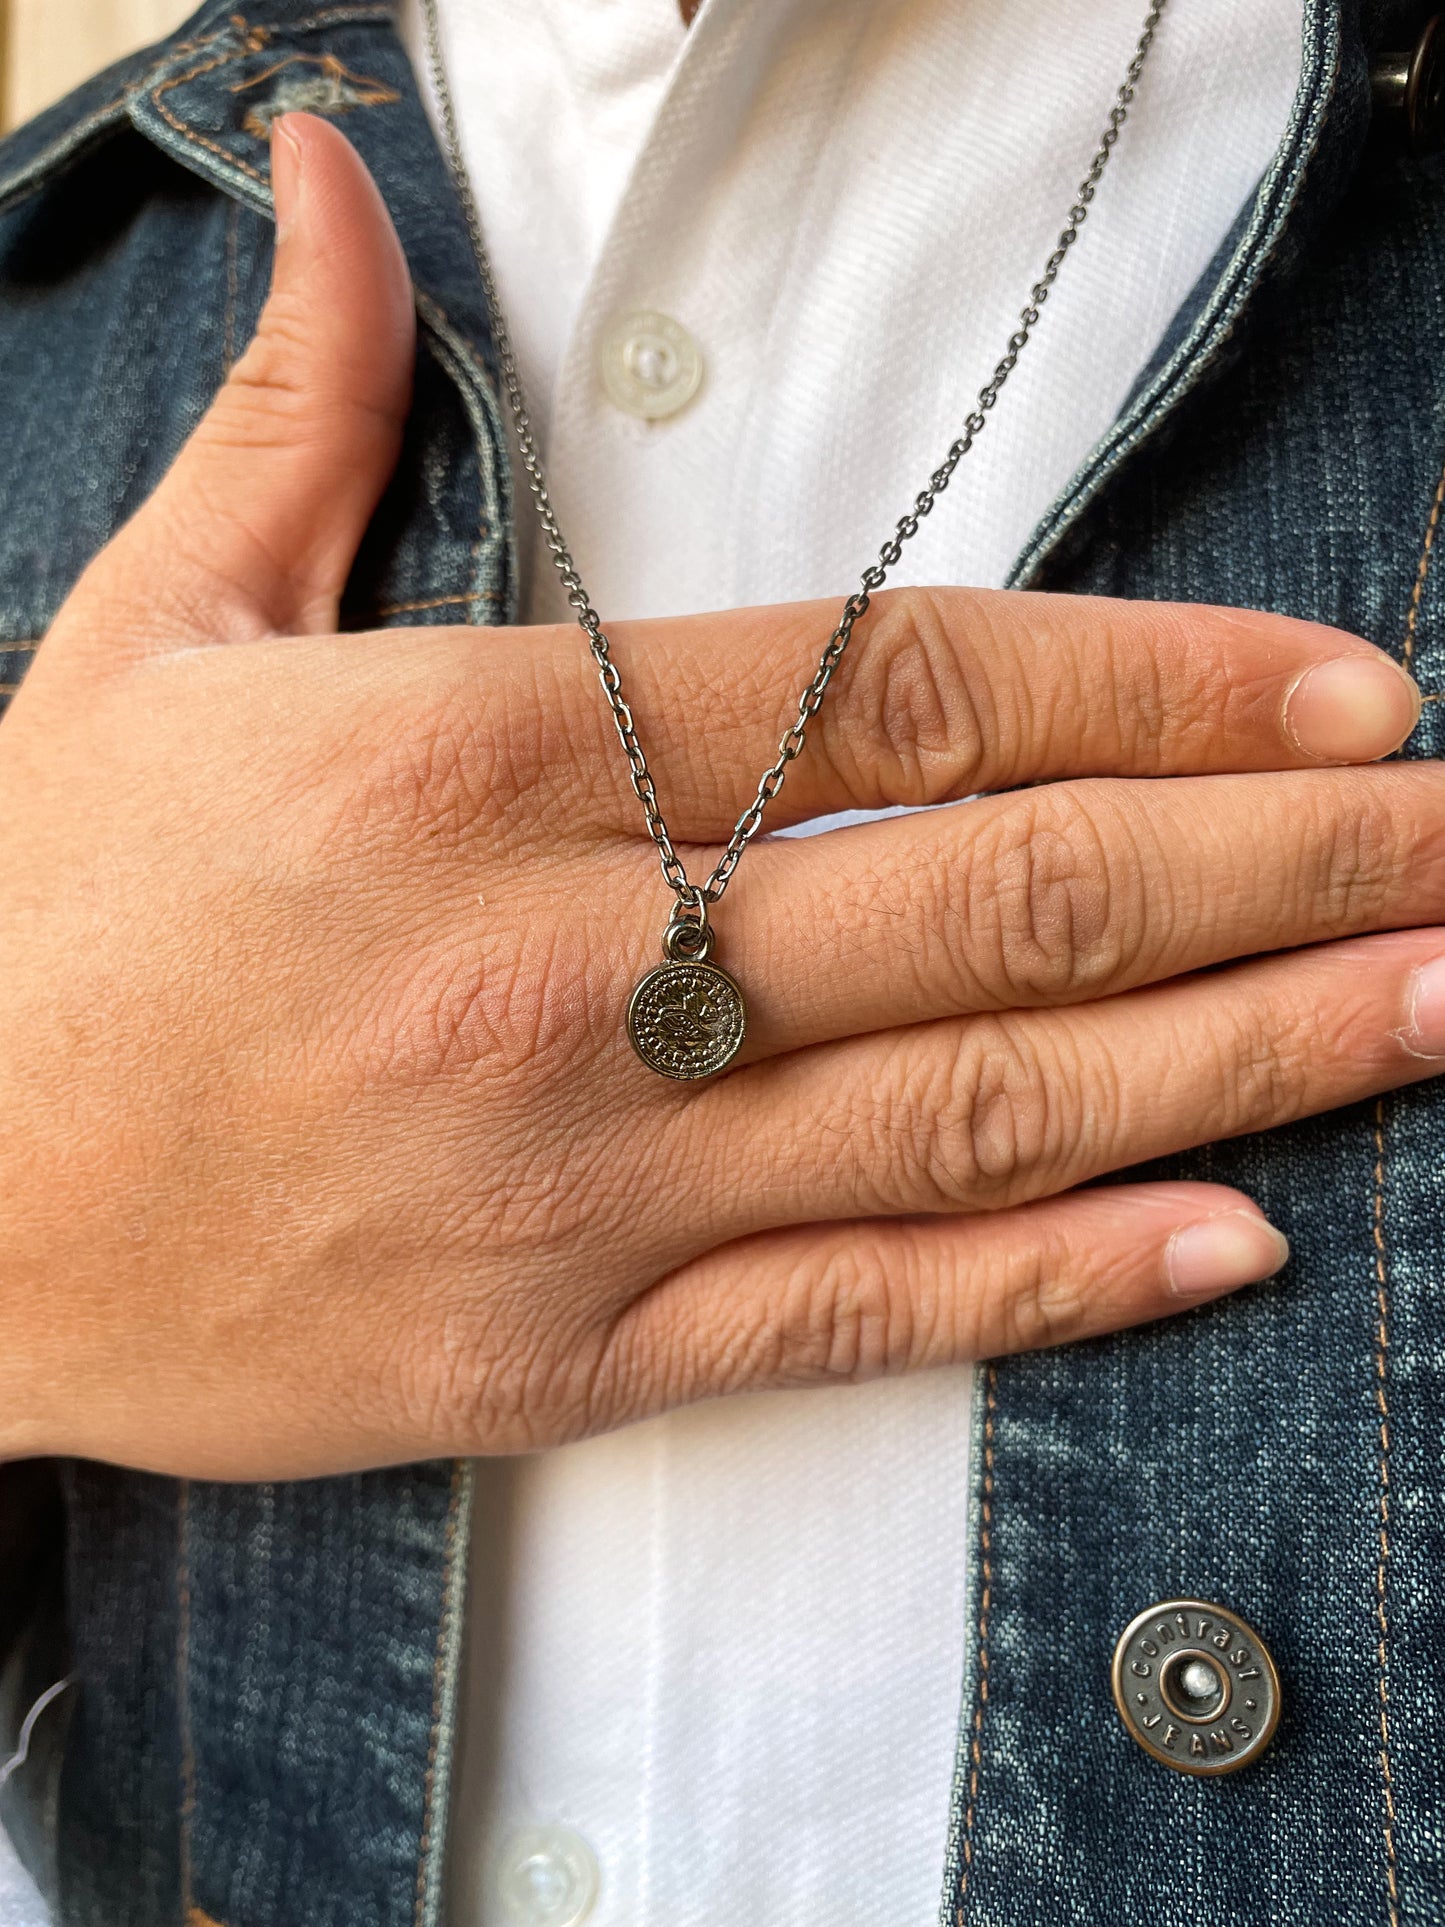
[123,1,517,631]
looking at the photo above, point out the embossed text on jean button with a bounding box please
[1110,1599,1281,1776]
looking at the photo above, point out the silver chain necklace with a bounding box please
[421,0,1165,1080]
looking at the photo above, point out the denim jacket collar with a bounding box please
[0,2,512,570]
[122,5,502,358]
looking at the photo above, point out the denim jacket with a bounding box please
[0,2,1441,1922]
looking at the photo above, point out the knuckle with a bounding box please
[1100,602,1273,768]
[992,1230,1085,1355]
[968,784,1150,1003]
[384,1207,648,1454]
[1301,785,1404,930]
[602,1287,702,1419]
[828,586,989,806]
[885,1021,1066,1210]
[307,692,505,875]
[1403,765,1445,899]
[664,1289,761,1400]
[770,1238,918,1386]
[318,717,641,1091]
[1397,815,1445,940]
[1106,602,1213,761]
[1103,610,1173,760]
[1214,999,1313,1133]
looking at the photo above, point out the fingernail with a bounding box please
[1284,656,1420,763]
[1165,1210,1290,1299]
[1402,952,1445,1058]
[271,118,304,243]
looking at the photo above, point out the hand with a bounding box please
[0,115,1437,1479]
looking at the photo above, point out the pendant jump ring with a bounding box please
[664,911,713,963]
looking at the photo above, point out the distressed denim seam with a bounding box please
[1370,1101,1399,1925]
[0,98,127,212]
[228,48,402,114]
[951,1363,997,1924]
[222,200,240,378]
[412,1459,472,1927]
[0,4,393,216]
[147,8,395,189]
[1402,441,1445,675]
[0,6,236,215]
[413,290,515,624]
[177,1479,196,1919]
[151,33,274,186]
[376,594,473,618]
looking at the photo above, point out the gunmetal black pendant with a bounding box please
[628,917,746,1081]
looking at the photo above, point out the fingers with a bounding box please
[603,1183,1287,1415]
[686,927,1445,1243]
[724,762,1445,1054]
[535,586,1420,837]
[55,114,414,663]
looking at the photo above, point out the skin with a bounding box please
[0,113,1440,1480]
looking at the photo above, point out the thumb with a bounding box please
[63,112,414,657]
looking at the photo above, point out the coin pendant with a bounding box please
[628,958,747,1080]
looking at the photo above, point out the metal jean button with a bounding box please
[1372,14,1445,156]
[1111,1599,1281,1775]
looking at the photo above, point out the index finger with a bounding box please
[529,586,1421,839]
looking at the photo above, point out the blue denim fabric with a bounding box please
[948,7,1445,1923]
[0,1,1440,1922]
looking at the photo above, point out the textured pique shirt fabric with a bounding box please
[399,3,1304,1925]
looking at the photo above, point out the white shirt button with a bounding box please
[494,1826,601,1927]
[599,310,703,419]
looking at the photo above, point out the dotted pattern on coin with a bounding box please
[1110,1599,1281,1776]
[628,961,746,1080]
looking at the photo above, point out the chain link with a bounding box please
[423,0,1165,926]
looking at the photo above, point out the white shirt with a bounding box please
[0,4,1310,1926]
[399,3,1306,1925]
